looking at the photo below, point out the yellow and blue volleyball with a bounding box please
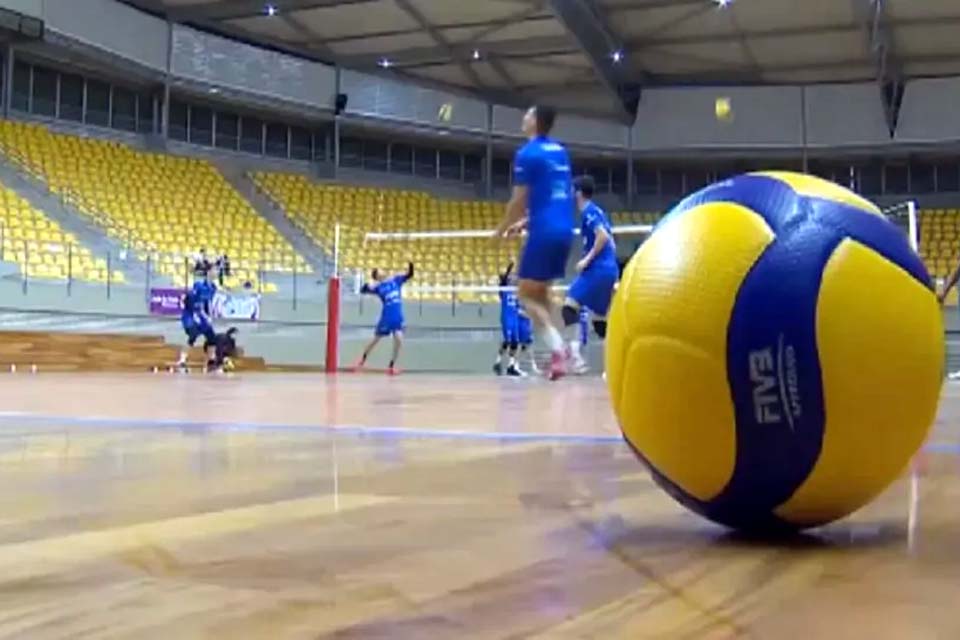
[605,171,943,531]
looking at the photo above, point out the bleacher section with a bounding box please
[920,209,957,279]
[0,120,309,291]
[0,183,122,283]
[251,171,660,302]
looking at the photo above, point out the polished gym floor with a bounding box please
[0,373,955,639]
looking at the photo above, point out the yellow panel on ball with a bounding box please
[606,202,775,501]
[774,239,944,525]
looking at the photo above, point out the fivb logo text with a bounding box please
[748,336,802,428]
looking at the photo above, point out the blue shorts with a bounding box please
[568,266,619,317]
[182,317,215,346]
[501,315,519,344]
[375,316,404,337]
[517,314,533,345]
[518,230,573,282]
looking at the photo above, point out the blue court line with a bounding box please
[0,411,625,444]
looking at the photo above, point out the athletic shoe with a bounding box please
[387,365,400,376]
[506,365,525,377]
[548,351,567,381]
[493,362,503,376]
[948,370,960,381]
[570,356,589,375]
[350,358,366,372]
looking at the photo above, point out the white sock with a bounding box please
[544,325,564,353]
[569,340,582,359]
[178,350,187,364]
[509,356,517,368]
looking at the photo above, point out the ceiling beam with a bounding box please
[546,0,636,123]
[168,0,377,22]
[392,0,490,90]
[854,0,903,136]
[337,35,576,67]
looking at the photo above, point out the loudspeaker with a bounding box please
[334,93,348,115]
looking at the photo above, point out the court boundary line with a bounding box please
[0,411,625,444]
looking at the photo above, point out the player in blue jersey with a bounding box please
[192,270,217,316]
[353,262,414,375]
[493,262,525,377]
[177,289,216,372]
[494,105,574,380]
[562,175,619,374]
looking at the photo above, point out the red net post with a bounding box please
[325,275,340,373]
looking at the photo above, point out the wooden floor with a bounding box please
[0,372,958,639]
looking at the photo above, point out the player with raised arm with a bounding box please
[353,262,414,376]
[494,105,574,381]
[562,175,620,374]
[494,262,524,377]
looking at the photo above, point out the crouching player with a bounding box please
[178,289,216,372]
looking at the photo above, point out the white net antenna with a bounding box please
[881,200,918,253]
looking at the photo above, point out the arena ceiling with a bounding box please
[121,0,960,122]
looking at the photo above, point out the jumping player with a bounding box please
[494,105,574,380]
[178,289,216,371]
[353,262,414,375]
[494,262,524,377]
[562,175,619,374]
[192,270,217,316]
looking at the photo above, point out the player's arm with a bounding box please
[360,282,376,295]
[939,259,960,303]
[404,261,414,282]
[495,149,531,238]
[498,261,514,286]
[576,221,612,272]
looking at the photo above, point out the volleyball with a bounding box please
[605,171,944,532]
[715,97,732,121]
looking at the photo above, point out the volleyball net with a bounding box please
[323,201,919,373]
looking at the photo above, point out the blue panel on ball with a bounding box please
[665,174,931,290]
[709,222,841,529]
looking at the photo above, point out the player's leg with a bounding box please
[179,320,198,370]
[517,233,572,380]
[388,330,403,375]
[517,314,538,374]
[354,332,384,370]
[201,324,218,372]
[505,339,524,377]
[562,274,591,373]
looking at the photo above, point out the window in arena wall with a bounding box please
[31,66,56,117]
[464,153,482,182]
[111,86,137,133]
[390,144,413,174]
[492,158,510,188]
[189,106,213,146]
[265,122,287,158]
[59,73,83,122]
[883,163,908,194]
[340,137,362,167]
[290,126,312,161]
[364,140,388,171]
[137,95,155,134]
[912,162,935,193]
[439,150,461,180]
[215,112,238,150]
[414,146,437,179]
[936,163,959,192]
[611,165,626,196]
[859,163,882,195]
[239,116,263,154]
[634,167,658,195]
[11,61,28,112]
[85,79,110,127]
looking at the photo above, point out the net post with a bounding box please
[325,222,341,374]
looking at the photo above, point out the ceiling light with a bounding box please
[378,58,393,68]
[265,4,278,16]
[472,49,481,60]
[611,50,623,63]
[714,0,733,7]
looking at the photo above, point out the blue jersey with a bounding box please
[192,280,217,313]
[181,292,203,324]
[513,136,573,236]
[371,274,408,323]
[580,201,618,272]
[498,272,519,324]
